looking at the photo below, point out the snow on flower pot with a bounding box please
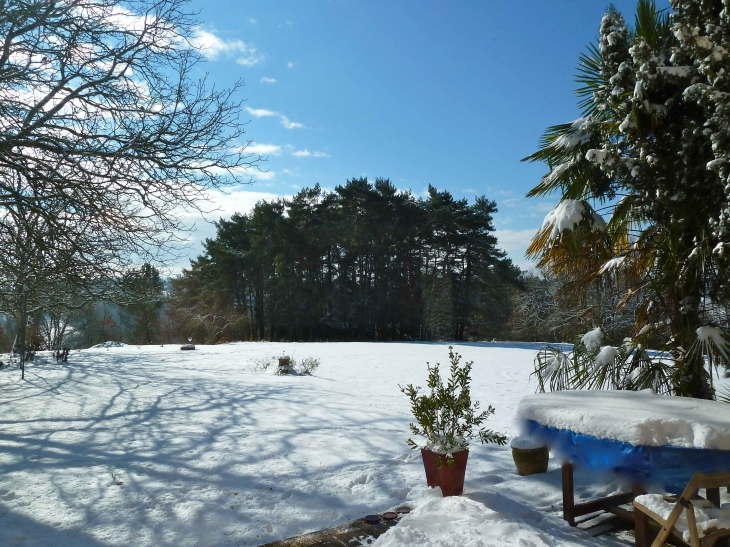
[420,448,469,497]
[510,436,548,476]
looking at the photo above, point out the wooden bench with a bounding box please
[633,471,730,547]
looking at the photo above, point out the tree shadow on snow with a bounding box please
[0,348,419,546]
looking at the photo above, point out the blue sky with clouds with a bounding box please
[181,0,647,271]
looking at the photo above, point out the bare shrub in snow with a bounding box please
[251,354,320,376]
[109,464,128,486]
[251,356,275,372]
[295,357,320,375]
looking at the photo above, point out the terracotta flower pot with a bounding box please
[420,448,469,497]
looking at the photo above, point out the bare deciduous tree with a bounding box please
[0,0,259,373]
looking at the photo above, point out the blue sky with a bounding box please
[180,0,649,271]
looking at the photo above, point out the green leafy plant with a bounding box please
[400,346,506,467]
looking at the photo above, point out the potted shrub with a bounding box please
[400,347,506,496]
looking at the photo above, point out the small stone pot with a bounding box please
[278,356,291,374]
[512,445,549,476]
[420,448,469,497]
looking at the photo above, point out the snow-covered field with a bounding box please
[0,341,697,547]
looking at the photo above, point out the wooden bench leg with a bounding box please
[562,463,575,526]
[634,506,651,547]
[632,484,652,547]
[706,487,721,507]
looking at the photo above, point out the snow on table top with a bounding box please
[517,390,730,450]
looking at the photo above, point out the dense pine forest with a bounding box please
[168,178,523,343]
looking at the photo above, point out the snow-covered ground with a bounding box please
[0,341,720,547]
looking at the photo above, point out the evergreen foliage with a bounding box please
[523,0,730,399]
[121,264,164,344]
[169,178,521,342]
[400,346,506,466]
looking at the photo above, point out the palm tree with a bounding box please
[523,0,730,399]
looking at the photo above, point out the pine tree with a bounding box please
[169,179,521,343]
[122,264,164,344]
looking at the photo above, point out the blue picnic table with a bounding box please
[517,390,730,528]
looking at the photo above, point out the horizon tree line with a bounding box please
[167,178,523,343]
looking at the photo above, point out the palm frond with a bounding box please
[532,346,578,392]
[634,0,672,50]
[575,42,605,117]
[623,357,676,394]
[686,326,730,394]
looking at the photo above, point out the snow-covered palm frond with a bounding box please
[523,124,601,200]
[624,359,675,394]
[620,339,676,394]
[572,342,624,390]
[526,202,611,285]
[686,325,730,393]
[532,324,676,395]
[532,346,578,393]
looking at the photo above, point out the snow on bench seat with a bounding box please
[517,390,730,450]
[634,494,730,542]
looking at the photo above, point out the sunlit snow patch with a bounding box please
[90,341,126,348]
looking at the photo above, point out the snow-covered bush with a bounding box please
[400,347,506,467]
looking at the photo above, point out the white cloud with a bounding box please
[244,142,282,155]
[292,149,329,157]
[249,18,258,25]
[245,106,277,117]
[191,163,273,180]
[191,29,264,66]
[494,228,538,253]
[245,107,304,129]
[237,54,264,67]
[260,76,276,84]
[287,61,294,68]
[280,116,303,129]
[204,188,285,217]
[220,165,276,182]
[251,170,276,181]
